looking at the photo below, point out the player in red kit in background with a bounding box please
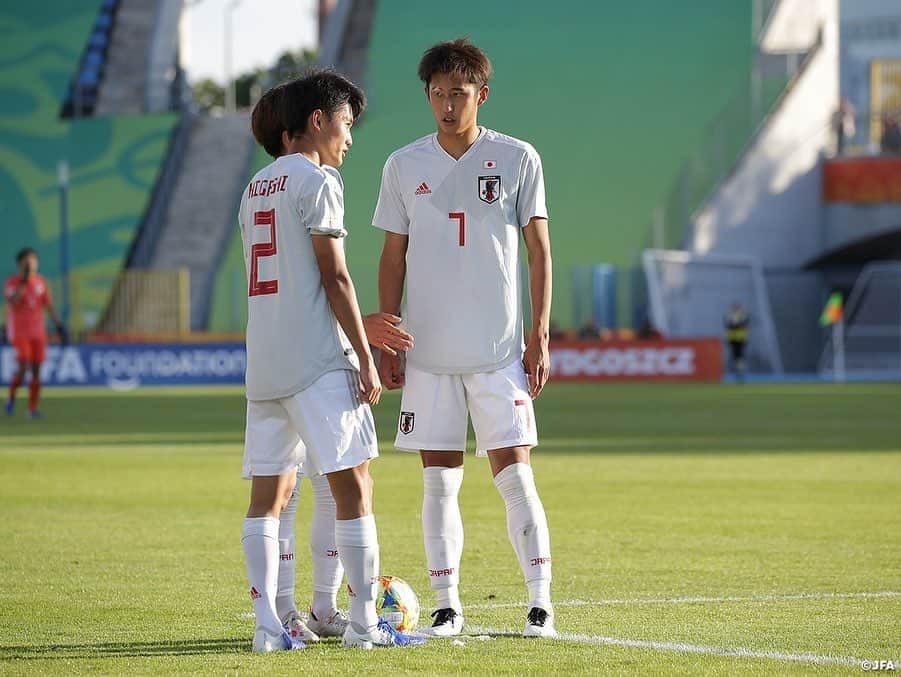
[3,248,67,418]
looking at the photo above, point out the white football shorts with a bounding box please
[243,368,378,478]
[394,360,538,456]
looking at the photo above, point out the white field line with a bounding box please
[465,590,901,610]
[238,591,901,620]
[466,626,863,667]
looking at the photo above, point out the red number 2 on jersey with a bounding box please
[249,209,278,296]
[449,212,465,246]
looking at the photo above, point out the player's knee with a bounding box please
[347,468,373,509]
[488,446,531,478]
[326,465,372,518]
[280,473,297,507]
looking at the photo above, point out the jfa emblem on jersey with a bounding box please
[399,411,415,434]
[478,175,500,204]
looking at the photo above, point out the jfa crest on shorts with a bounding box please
[399,411,415,434]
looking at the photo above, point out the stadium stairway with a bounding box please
[95,0,158,115]
[319,0,377,88]
[147,112,255,331]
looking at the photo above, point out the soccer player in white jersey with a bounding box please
[374,39,556,638]
[247,84,414,645]
[239,70,421,652]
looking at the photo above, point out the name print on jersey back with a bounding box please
[247,175,288,199]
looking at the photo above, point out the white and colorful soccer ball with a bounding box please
[375,575,420,633]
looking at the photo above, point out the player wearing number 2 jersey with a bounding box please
[237,70,421,653]
[243,83,416,646]
[374,39,556,638]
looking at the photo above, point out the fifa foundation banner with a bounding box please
[0,343,246,387]
[549,338,723,382]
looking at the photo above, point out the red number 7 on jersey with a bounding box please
[449,212,465,246]
[249,209,278,296]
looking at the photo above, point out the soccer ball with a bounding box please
[375,575,420,633]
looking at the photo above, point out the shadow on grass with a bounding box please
[0,638,247,660]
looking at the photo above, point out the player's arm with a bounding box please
[522,217,552,399]
[6,272,28,305]
[43,299,68,344]
[377,232,409,388]
[311,234,381,405]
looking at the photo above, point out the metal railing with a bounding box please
[97,268,191,335]
[832,109,901,157]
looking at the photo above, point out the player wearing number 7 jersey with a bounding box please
[373,39,556,638]
[238,70,421,652]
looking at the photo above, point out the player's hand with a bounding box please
[378,350,405,390]
[523,333,550,399]
[362,313,413,356]
[358,356,382,406]
[56,322,69,346]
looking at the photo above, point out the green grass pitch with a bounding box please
[1,383,899,674]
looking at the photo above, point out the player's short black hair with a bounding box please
[279,69,366,139]
[251,83,286,159]
[16,247,35,264]
[418,38,493,88]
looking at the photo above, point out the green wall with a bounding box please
[211,1,752,330]
[348,0,752,327]
[0,4,175,331]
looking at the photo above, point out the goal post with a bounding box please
[642,249,784,374]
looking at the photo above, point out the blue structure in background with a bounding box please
[591,264,618,331]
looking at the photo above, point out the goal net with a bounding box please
[642,249,784,374]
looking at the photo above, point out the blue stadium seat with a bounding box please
[78,69,100,87]
[84,50,104,67]
[89,31,108,49]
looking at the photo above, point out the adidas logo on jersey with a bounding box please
[414,182,432,195]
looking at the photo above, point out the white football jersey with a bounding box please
[372,127,548,374]
[239,153,357,401]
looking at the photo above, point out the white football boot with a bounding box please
[283,611,320,643]
[252,627,306,653]
[523,607,557,638]
[307,608,349,638]
[342,619,426,649]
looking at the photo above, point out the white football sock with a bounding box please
[310,473,343,619]
[242,516,284,633]
[335,515,379,632]
[493,463,552,611]
[275,479,299,622]
[422,466,465,612]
